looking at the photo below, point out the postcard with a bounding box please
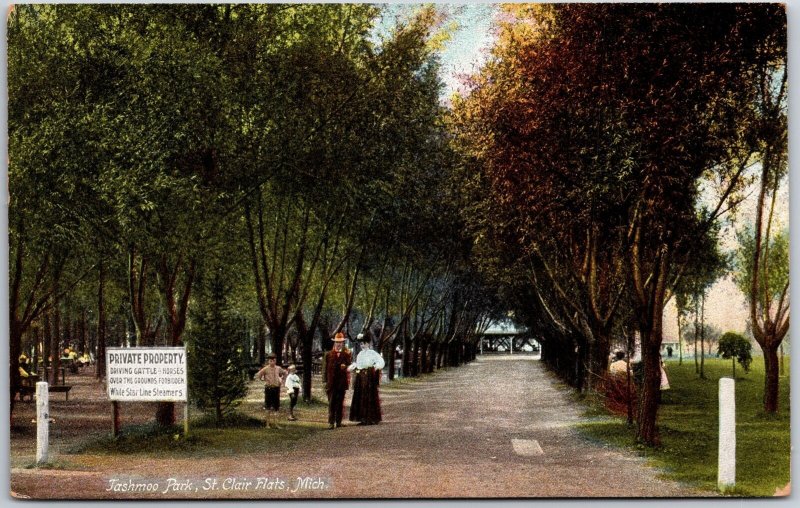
[7,2,791,500]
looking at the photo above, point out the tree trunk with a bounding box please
[575,343,585,393]
[763,343,780,413]
[411,336,420,377]
[96,260,107,380]
[49,294,61,385]
[43,309,51,372]
[295,310,318,404]
[271,323,287,366]
[32,326,41,375]
[676,312,683,366]
[626,327,635,425]
[64,308,71,352]
[632,247,669,447]
[636,333,663,445]
[699,293,706,379]
[10,320,22,415]
[80,308,87,354]
[301,335,313,402]
[401,332,411,377]
[588,328,611,392]
[156,402,175,427]
[693,295,699,374]
[257,321,266,366]
[384,339,395,381]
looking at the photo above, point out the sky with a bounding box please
[435,3,497,99]
[373,3,498,100]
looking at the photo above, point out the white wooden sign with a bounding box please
[106,347,187,402]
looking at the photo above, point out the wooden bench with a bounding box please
[19,385,74,401]
[17,385,35,402]
[48,385,73,400]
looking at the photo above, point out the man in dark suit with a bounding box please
[324,332,351,429]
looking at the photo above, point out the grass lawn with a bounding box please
[63,398,331,460]
[577,357,790,497]
[54,368,451,464]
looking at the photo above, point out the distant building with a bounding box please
[478,319,538,354]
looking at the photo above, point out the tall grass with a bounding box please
[578,357,790,497]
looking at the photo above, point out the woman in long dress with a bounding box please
[348,332,385,425]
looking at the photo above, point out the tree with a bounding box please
[736,227,789,411]
[453,3,784,445]
[718,332,753,379]
[729,2,787,414]
[8,4,110,411]
[186,270,249,427]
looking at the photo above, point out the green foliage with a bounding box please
[734,227,789,306]
[186,271,249,425]
[718,332,753,374]
[578,358,790,496]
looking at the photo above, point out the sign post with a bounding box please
[36,382,49,464]
[112,401,120,437]
[106,347,188,436]
[718,377,736,492]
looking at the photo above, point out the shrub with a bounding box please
[717,332,752,378]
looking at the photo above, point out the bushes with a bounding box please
[601,373,637,417]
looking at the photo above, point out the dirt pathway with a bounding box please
[11,356,708,498]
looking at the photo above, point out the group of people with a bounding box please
[255,355,302,428]
[326,331,385,429]
[256,330,385,430]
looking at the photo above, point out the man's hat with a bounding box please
[333,332,346,342]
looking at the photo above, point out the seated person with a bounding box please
[609,351,629,375]
[62,348,79,373]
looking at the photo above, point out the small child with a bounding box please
[285,365,302,421]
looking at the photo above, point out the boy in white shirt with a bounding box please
[285,364,302,421]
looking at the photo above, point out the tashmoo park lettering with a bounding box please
[106,478,160,492]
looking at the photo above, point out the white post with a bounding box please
[510,337,514,355]
[718,377,736,492]
[36,382,49,464]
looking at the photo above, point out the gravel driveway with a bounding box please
[11,355,708,498]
